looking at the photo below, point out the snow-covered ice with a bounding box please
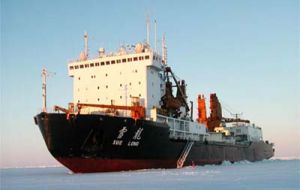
[1,159,299,190]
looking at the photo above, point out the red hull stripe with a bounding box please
[56,157,222,173]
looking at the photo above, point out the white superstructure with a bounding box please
[65,32,208,141]
[228,124,263,142]
[68,41,165,117]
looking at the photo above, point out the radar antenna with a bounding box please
[219,101,250,124]
[231,113,243,120]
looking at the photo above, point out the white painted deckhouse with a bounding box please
[68,38,166,118]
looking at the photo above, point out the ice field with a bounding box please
[1,159,299,190]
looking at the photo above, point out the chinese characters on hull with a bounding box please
[112,126,144,147]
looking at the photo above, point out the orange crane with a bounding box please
[197,93,222,132]
[197,94,207,125]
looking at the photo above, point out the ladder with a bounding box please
[177,141,194,168]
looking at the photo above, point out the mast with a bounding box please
[84,31,88,58]
[42,68,48,112]
[162,33,167,64]
[41,68,55,112]
[146,16,150,45]
[154,19,157,52]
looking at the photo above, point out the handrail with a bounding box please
[53,103,145,120]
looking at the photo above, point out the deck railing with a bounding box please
[156,114,206,141]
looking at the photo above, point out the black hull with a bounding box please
[34,112,274,173]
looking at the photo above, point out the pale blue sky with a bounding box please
[1,0,299,167]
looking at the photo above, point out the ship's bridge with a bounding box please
[67,43,166,118]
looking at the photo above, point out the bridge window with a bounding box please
[122,58,126,63]
[145,55,150,60]
[117,59,121,63]
[128,58,132,62]
[95,62,99,66]
[69,66,74,70]
[106,61,110,65]
[101,62,105,66]
[134,57,138,61]
[111,60,115,64]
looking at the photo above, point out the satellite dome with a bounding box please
[135,43,144,53]
[98,48,105,57]
[119,47,127,55]
[79,51,87,61]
